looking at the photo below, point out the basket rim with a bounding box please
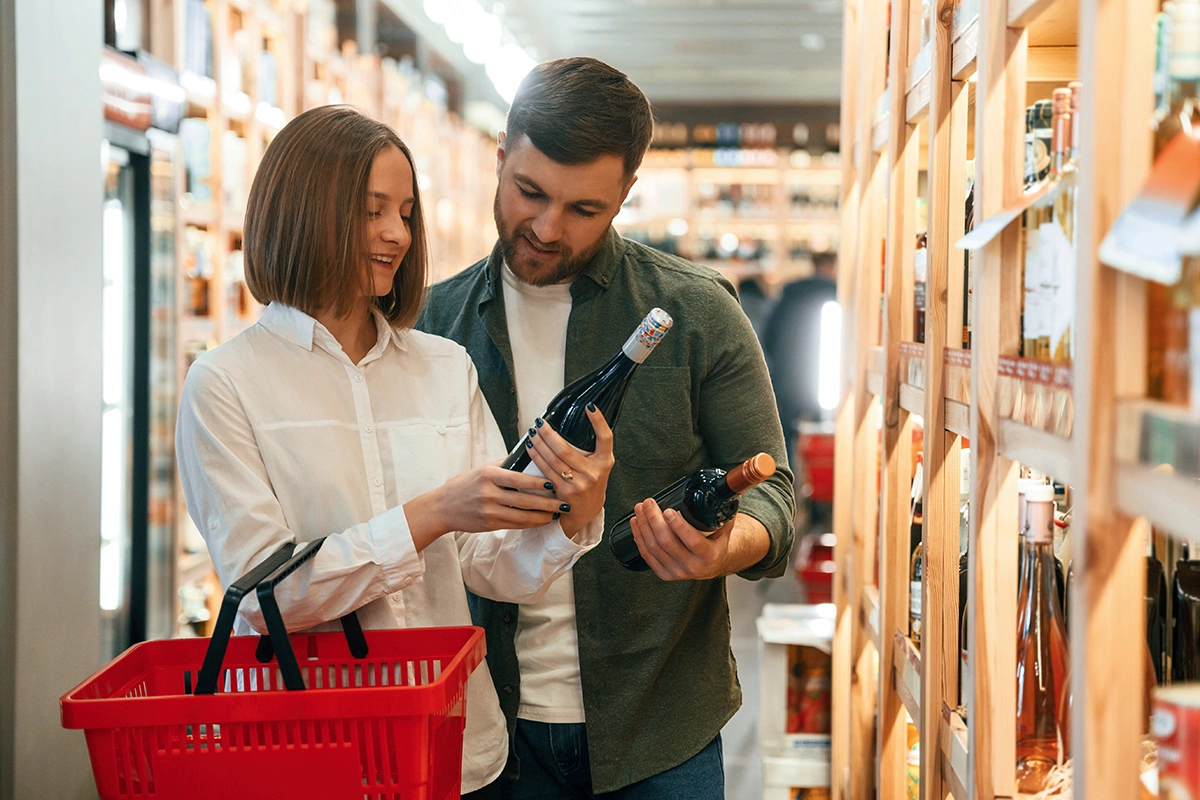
[60,626,485,730]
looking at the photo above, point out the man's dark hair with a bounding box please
[506,57,654,179]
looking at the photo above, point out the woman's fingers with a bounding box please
[487,464,558,495]
[585,405,614,461]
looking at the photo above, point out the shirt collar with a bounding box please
[258,302,407,357]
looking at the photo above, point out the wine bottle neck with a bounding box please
[723,453,777,495]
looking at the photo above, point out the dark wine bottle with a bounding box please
[1173,542,1200,682]
[1147,531,1169,685]
[502,308,673,479]
[609,453,776,571]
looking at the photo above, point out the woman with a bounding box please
[175,105,614,799]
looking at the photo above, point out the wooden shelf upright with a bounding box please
[834,0,1163,797]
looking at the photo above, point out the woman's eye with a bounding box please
[368,210,382,218]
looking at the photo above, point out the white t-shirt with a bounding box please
[175,301,603,791]
[501,264,587,723]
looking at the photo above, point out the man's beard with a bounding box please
[494,193,607,287]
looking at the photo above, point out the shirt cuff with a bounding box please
[541,510,604,569]
[368,504,426,594]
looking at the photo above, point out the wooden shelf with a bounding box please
[945,399,970,439]
[177,550,214,587]
[1115,462,1200,544]
[900,382,924,417]
[862,585,882,651]
[893,630,922,723]
[906,71,932,124]
[872,86,891,153]
[997,418,1074,482]
[178,316,215,344]
[940,703,970,800]
[952,15,980,80]
[867,345,885,396]
[180,202,216,228]
[1008,0,1079,46]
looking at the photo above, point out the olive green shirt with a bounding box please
[416,228,795,792]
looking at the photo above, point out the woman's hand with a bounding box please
[525,405,615,538]
[404,462,564,551]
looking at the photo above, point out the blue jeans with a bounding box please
[500,719,724,799]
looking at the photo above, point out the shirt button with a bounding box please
[354,373,363,382]
[373,477,382,487]
[364,424,373,433]
[503,685,514,694]
[435,424,447,435]
[503,613,513,624]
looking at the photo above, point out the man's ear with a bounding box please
[496,131,507,180]
[617,173,639,208]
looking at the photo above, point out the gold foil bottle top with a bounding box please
[726,453,777,494]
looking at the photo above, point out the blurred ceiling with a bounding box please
[495,0,843,104]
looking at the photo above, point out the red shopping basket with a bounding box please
[61,539,486,800]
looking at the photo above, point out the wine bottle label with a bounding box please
[621,308,674,364]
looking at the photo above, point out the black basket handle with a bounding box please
[193,538,369,694]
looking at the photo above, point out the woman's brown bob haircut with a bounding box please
[244,105,427,327]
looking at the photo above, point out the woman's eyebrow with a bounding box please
[368,191,391,200]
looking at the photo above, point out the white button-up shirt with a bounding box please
[176,301,601,792]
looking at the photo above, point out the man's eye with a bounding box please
[518,187,542,199]
[575,208,597,219]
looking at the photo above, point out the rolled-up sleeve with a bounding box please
[176,361,425,633]
[454,355,602,603]
[697,279,797,580]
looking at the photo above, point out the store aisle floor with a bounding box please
[722,513,821,800]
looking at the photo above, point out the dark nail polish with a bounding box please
[586,402,597,412]
[560,503,571,513]
[525,439,533,448]
[535,418,544,428]
[553,512,561,520]
[528,427,537,437]
[544,481,555,491]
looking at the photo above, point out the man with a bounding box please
[417,57,795,798]
[760,251,840,452]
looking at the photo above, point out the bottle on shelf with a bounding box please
[963,162,976,350]
[609,454,776,570]
[502,308,673,478]
[1046,87,1076,363]
[914,231,928,345]
[910,460,925,647]
[1149,0,1200,407]
[1173,541,1200,682]
[957,448,970,709]
[1015,484,1071,794]
[1148,529,1169,684]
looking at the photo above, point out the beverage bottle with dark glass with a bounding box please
[609,454,776,570]
[1147,529,1169,684]
[1173,541,1200,682]
[1015,484,1071,794]
[502,308,673,480]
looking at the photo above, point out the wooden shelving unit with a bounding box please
[613,149,842,285]
[833,0,1161,796]
[155,0,500,635]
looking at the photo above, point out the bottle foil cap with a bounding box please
[623,308,674,363]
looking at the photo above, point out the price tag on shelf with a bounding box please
[1099,132,1200,285]
[956,179,1056,251]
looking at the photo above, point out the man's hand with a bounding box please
[629,500,770,581]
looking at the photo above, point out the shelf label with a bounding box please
[1099,132,1200,285]
[956,179,1056,251]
